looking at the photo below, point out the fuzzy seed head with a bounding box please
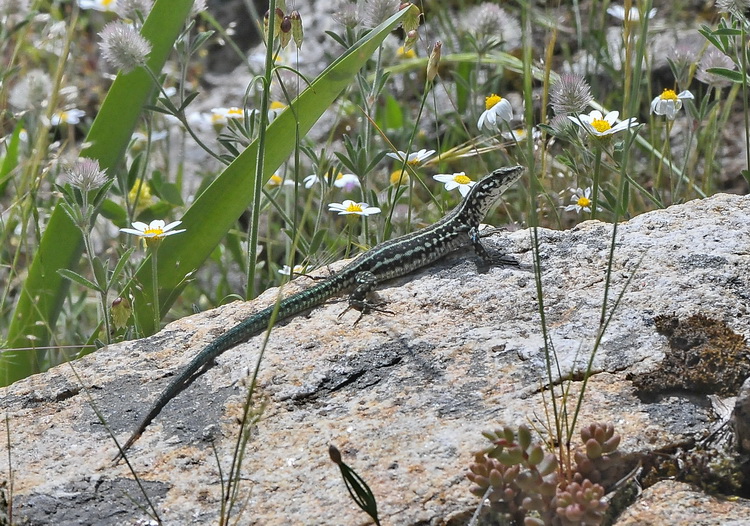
[115,0,152,20]
[1,0,30,23]
[696,47,736,88]
[550,73,593,116]
[361,0,399,28]
[99,20,152,73]
[716,0,750,18]
[190,0,207,16]
[9,69,52,110]
[466,3,521,49]
[332,0,359,27]
[64,158,109,192]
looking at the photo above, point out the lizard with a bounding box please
[114,164,523,461]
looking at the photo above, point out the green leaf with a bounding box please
[127,8,410,335]
[57,269,101,293]
[1,0,195,386]
[0,120,23,196]
[92,257,107,290]
[711,27,742,36]
[706,67,747,83]
[100,199,129,225]
[151,170,183,205]
[380,94,404,132]
[109,247,136,291]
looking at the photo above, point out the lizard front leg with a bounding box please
[469,226,519,268]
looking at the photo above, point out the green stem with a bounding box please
[591,144,602,220]
[82,229,112,344]
[142,65,226,165]
[150,246,160,332]
[246,0,278,301]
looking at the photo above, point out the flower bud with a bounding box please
[403,29,417,53]
[280,15,292,48]
[291,10,303,49]
[111,296,132,330]
[401,2,421,33]
[426,41,441,82]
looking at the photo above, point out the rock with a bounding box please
[734,377,750,455]
[614,480,750,525]
[2,193,750,525]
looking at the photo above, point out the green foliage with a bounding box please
[1,0,195,385]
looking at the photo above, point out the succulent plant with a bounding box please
[467,422,621,526]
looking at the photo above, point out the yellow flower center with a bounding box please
[270,101,286,110]
[103,0,115,5]
[660,89,678,101]
[591,119,611,133]
[227,107,243,117]
[397,46,416,59]
[485,94,502,110]
[268,174,283,186]
[345,203,364,213]
[144,227,165,237]
[577,196,592,208]
[454,174,472,185]
[390,169,409,186]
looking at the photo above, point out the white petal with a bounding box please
[494,99,513,122]
[650,97,660,113]
[162,220,183,232]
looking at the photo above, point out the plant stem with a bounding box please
[150,246,160,332]
[591,144,603,220]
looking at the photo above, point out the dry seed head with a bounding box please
[115,0,153,20]
[361,0,399,27]
[99,20,152,73]
[64,157,109,192]
[696,46,736,88]
[291,10,303,48]
[550,73,593,116]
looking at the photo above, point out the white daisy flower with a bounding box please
[478,93,513,131]
[385,148,435,166]
[333,172,360,191]
[120,219,186,239]
[568,109,639,137]
[328,200,381,216]
[210,106,245,125]
[650,89,694,120]
[78,0,118,12]
[51,109,86,125]
[433,172,476,197]
[606,5,657,21]
[266,174,296,187]
[564,187,594,213]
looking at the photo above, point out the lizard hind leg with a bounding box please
[338,270,394,324]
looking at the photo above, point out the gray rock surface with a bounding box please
[2,193,750,525]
